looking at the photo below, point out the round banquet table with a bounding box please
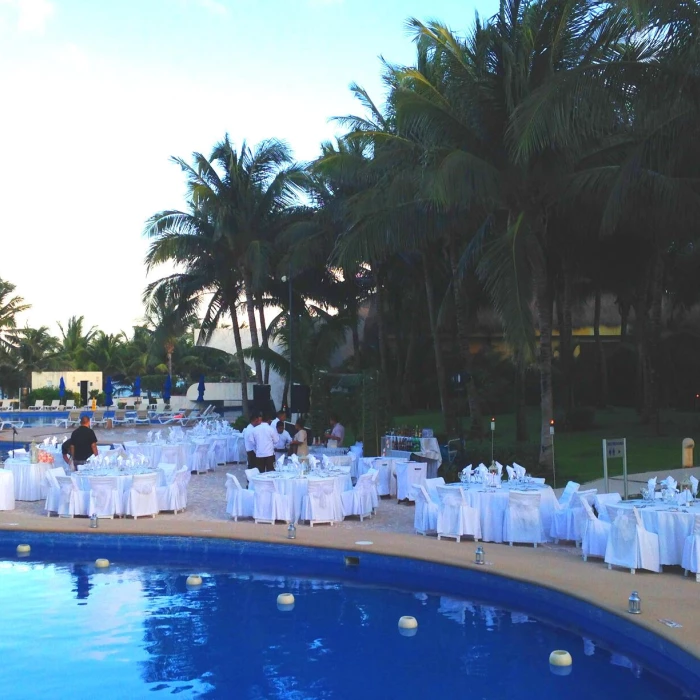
[0,469,15,510]
[4,458,52,501]
[124,442,195,471]
[614,501,700,566]
[445,482,559,544]
[309,447,357,477]
[250,470,353,522]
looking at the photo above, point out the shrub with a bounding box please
[439,438,540,482]
[233,415,248,431]
[25,388,81,408]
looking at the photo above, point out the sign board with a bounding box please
[602,438,628,498]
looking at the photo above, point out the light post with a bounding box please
[550,419,556,489]
[281,270,292,418]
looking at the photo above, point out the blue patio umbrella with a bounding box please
[105,376,113,407]
[133,376,141,397]
[197,375,205,402]
[58,377,65,399]
[163,374,172,402]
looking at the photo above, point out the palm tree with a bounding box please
[0,278,30,352]
[57,316,97,369]
[87,331,127,379]
[9,326,61,383]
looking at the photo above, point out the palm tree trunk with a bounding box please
[448,230,483,438]
[593,281,608,408]
[242,270,263,382]
[257,297,270,384]
[646,255,664,430]
[232,312,250,417]
[422,253,452,434]
[374,265,389,383]
[557,266,574,414]
[514,354,529,442]
[534,262,554,474]
[400,317,417,411]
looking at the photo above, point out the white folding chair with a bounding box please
[594,492,622,523]
[44,467,65,516]
[301,479,343,526]
[252,478,292,524]
[413,484,438,536]
[55,475,88,518]
[191,442,215,474]
[436,485,481,543]
[225,473,254,521]
[125,473,159,518]
[157,467,189,513]
[581,498,610,562]
[244,467,260,487]
[604,507,661,574]
[558,481,580,507]
[88,476,120,519]
[340,473,374,522]
[682,515,700,582]
[550,488,597,545]
[504,491,545,547]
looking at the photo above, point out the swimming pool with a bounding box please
[0,533,696,699]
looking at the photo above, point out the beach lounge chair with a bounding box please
[29,400,44,411]
[178,409,201,426]
[65,399,75,410]
[92,410,107,428]
[0,419,24,430]
[0,399,14,411]
[111,409,132,426]
[55,410,81,429]
[133,409,151,425]
[47,400,61,411]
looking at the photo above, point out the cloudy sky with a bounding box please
[1,0,495,335]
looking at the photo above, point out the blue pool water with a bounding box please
[0,536,695,699]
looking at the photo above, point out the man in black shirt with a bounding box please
[61,438,73,470]
[70,416,98,465]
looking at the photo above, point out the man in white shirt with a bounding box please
[271,409,287,431]
[274,421,292,458]
[324,414,345,447]
[252,416,277,472]
[243,412,262,467]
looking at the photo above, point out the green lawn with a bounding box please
[392,407,700,485]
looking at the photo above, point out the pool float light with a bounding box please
[186,574,203,587]
[549,650,572,676]
[277,593,295,611]
[95,558,110,568]
[398,616,418,637]
[16,544,30,556]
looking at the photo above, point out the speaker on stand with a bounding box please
[290,384,310,414]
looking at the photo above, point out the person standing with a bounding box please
[252,415,277,472]
[243,412,262,468]
[271,409,287,431]
[291,419,308,457]
[324,414,345,448]
[274,420,292,458]
[61,438,73,471]
[70,416,98,467]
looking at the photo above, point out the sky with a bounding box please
[1,0,496,336]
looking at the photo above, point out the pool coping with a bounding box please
[1,510,699,680]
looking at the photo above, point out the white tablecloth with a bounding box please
[4,458,52,501]
[250,470,353,522]
[0,469,15,510]
[124,442,195,471]
[616,501,700,566]
[446,482,558,544]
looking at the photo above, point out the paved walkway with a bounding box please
[2,422,699,662]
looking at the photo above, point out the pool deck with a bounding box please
[2,422,700,662]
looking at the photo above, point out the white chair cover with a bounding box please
[413,484,438,535]
[365,468,380,509]
[244,467,260,487]
[424,476,445,504]
[43,467,65,515]
[191,442,215,474]
[0,470,15,511]
[396,461,426,500]
[55,475,88,517]
[225,473,254,521]
[580,498,610,561]
[550,488,597,543]
[126,472,159,518]
[253,478,292,524]
[594,492,622,523]
[436,486,481,542]
[370,459,394,497]
[504,491,545,546]
[604,507,661,573]
[682,515,700,581]
[302,479,343,526]
[558,481,580,507]
[340,473,375,522]
[157,467,189,513]
[88,476,120,518]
